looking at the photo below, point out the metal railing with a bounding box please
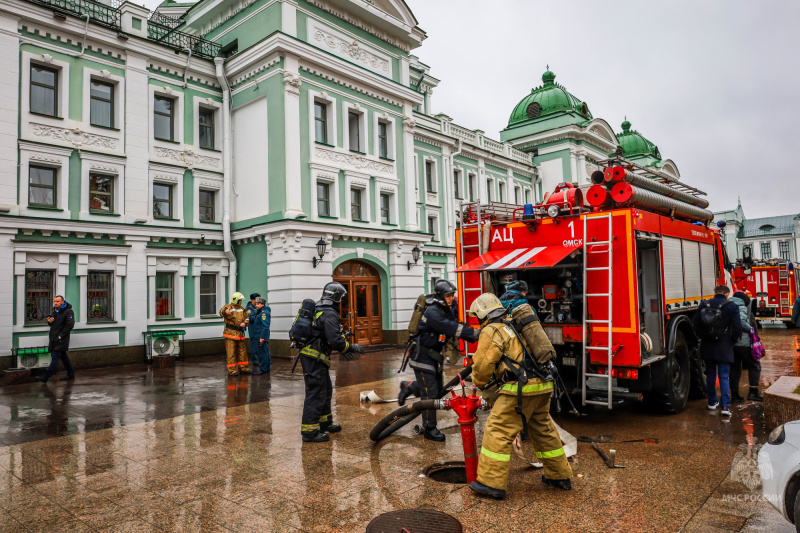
[148,19,221,60]
[148,10,182,29]
[27,0,120,29]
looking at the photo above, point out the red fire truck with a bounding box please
[733,261,799,322]
[455,159,734,413]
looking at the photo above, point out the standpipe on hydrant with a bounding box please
[437,376,488,484]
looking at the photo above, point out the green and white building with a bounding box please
[0,0,540,357]
[715,201,800,263]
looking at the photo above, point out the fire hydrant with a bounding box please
[443,381,488,484]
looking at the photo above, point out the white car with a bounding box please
[760,420,800,531]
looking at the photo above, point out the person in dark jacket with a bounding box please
[397,280,479,442]
[499,280,529,311]
[298,282,363,443]
[693,285,742,416]
[729,292,762,403]
[36,295,75,383]
[791,296,800,328]
[245,293,261,370]
[248,297,271,374]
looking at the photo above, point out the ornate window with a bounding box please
[378,121,388,158]
[87,271,113,322]
[29,166,57,208]
[153,184,173,219]
[350,188,363,220]
[199,108,215,149]
[89,174,114,213]
[348,111,361,152]
[200,273,217,316]
[25,270,55,325]
[154,95,174,141]
[526,102,540,119]
[317,182,330,216]
[380,193,390,224]
[155,273,174,318]
[779,241,790,260]
[314,102,328,144]
[425,161,434,192]
[761,242,771,259]
[199,189,215,222]
[31,65,58,116]
[90,80,114,128]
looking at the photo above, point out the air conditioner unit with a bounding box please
[12,347,51,370]
[143,330,186,362]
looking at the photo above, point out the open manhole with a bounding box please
[366,509,462,533]
[424,461,467,484]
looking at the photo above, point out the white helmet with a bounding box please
[469,293,506,321]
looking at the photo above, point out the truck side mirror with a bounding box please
[742,246,753,265]
[743,267,752,276]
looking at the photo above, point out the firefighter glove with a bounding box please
[349,343,365,355]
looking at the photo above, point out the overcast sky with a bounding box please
[144,0,800,218]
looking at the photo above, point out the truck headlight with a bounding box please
[547,204,560,218]
[768,425,786,445]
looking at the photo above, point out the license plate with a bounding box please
[562,357,576,367]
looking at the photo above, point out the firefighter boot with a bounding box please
[398,381,412,406]
[424,428,446,442]
[542,475,572,491]
[320,414,341,433]
[302,431,330,443]
[469,481,506,500]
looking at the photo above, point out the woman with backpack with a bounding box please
[729,292,762,402]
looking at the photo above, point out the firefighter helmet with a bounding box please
[433,279,457,304]
[231,292,245,304]
[319,281,347,305]
[469,293,506,322]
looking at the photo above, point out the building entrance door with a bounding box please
[333,261,383,345]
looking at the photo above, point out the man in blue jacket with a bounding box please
[245,293,261,370]
[791,296,800,328]
[499,280,529,310]
[248,297,271,374]
[693,285,742,417]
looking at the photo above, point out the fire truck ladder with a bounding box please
[582,212,614,409]
[779,262,791,315]
[457,201,485,357]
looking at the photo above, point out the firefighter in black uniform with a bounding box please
[398,279,479,441]
[298,281,364,443]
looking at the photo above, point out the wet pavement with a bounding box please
[0,331,798,532]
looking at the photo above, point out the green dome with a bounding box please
[615,120,661,159]
[507,69,592,127]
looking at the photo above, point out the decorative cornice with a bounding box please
[314,146,393,174]
[198,179,222,189]
[90,163,120,173]
[31,124,118,150]
[300,66,402,108]
[28,154,62,164]
[154,147,220,169]
[153,174,180,184]
[307,0,411,52]
[311,24,390,75]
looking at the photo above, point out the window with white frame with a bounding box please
[90,79,114,128]
[153,183,173,219]
[30,64,58,117]
[468,173,476,201]
[351,188,363,220]
[348,111,365,153]
[524,189,531,204]
[761,242,771,259]
[87,271,113,322]
[199,189,215,223]
[89,174,114,213]
[155,272,174,318]
[29,165,57,208]
[380,192,391,224]
[200,273,217,316]
[24,270,55,325]
[425,160,435,192]
[318,182,331,217]
[154,95,175,141]
[487,179,494,202]
[199,107,215,149]
[378,120,389,158]
[453,169,461,199]
[314,101,328,144]
[428,215,439,241]
[514,186,521,204]
[498,182,505,203]
[414,154,419,192]
[779,241,790,260]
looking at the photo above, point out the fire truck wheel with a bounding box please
[688,352,707,400]
[645,330,690,413]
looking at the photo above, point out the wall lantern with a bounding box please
[312,238,327,268]
[407,245,421,270]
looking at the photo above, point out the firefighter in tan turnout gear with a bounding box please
[220,292,251,375]
[468,292,572,500]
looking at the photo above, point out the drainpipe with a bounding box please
[214,57,236,291]
[181,48,192,88]
[78,15,90,56]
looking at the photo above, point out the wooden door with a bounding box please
[333,261,383,345]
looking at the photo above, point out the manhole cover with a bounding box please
[424,461,467,484]
[366,509,462,533]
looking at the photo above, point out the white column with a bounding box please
[0,229,15,355]
[575,150,587,184]
[124,53,150,219]
[402,105,419,231]
[280,0,298,37]
[125,236,149,346]
[569,149,579,184]
[478,158,487,203]
[441,144,453,247]
[389,239,425,330]
[0,13,20,208]
[282,56,304,219]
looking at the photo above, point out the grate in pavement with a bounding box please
[424,461,467,484]
[366,509,463,533]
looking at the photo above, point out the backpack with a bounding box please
[696,301,726,341]
[408,293,429,336]
[289,299,316,348]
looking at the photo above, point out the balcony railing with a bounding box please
[148,19,221,60]
[28,0,120,29]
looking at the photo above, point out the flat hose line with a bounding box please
[369,365,473,442]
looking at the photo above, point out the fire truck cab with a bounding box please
[732,260,799,323]
[455,160,729,413]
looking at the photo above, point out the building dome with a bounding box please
[616,119,661,159]
[507,69,592,127]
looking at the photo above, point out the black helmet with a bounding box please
[319,281,347,306]
[433,279,457,304]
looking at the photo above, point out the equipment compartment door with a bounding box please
[637,240,664,355]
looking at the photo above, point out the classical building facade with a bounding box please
[715,201,800,263]
[0,0,537,357]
